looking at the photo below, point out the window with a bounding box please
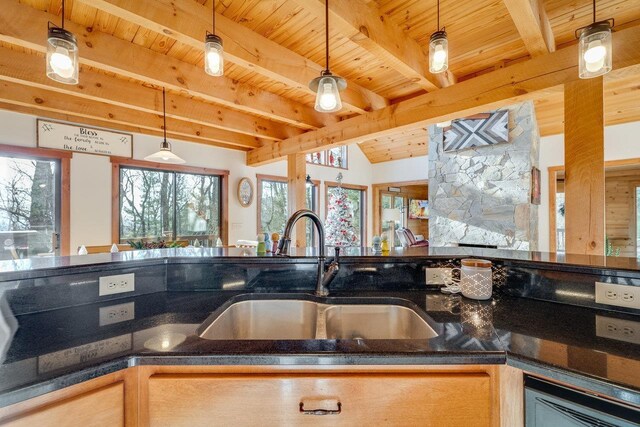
[325,181,367,247]
[257,175,319,242]
[0,145,70,259]
[115,160,227,246]
[306,146,348,169]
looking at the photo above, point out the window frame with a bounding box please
[306,146,348,170]
[111,158,228,245]
[0,144,71,255]
[324,181,368,247]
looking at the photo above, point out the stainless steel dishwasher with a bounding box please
[525,375,640,426]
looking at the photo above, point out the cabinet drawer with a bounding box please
[148,373,492,426]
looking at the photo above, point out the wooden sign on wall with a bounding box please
[443,110,509,152]
[37,119,133,158]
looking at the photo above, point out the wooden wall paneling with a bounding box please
[563,77,605,255]
[78,0,388,115]
[0,0,333,130]
[287,153,307,248]
[246,24,640,165]
[0,46,299,142]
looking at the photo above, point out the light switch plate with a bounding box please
[595,315,640,344]
[595,282,640,309]
[99,302,135,326]
[99,273,135,296]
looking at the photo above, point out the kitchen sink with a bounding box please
[198,297,438,340]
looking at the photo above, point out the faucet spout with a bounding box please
[276,209,339,296]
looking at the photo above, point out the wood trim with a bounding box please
[111,161,229,245]
[110,157,229,176]
[324,181,368,247]
[548,166,558,253]
[0,144,71,255]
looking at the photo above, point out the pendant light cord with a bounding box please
[437,0,440,31]
[61,0,65,29]
[212,0,216,33]
[593,0,596,23]
[325,0,330,73]
[162,88,167,142]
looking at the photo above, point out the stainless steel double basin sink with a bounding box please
[197,295,438,340]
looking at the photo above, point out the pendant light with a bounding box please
[436,120,451,128]
[429,0,448,74]
[46,0,79,85]
[309,0,346,113]
[576,0,613,79]
[204,0,224,76]
[144,88,186,164]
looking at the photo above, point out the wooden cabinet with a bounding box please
[146,372,492,426]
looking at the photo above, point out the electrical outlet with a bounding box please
[595,282,640,309]
[99,302,135,326]
[595,315,640,344]
[426,268,453,285]
[99,273,135,296]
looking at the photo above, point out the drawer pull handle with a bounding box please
[299,401,342,415]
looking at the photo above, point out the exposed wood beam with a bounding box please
[292,0,450,91]
[78,0,388,114]
[0,81,263,149]
[0,46,297,142]
[0,0,334,130]
[287,154,307,248]
[247,24,640,166]
[564,77,605,255]
[503,0,556,56]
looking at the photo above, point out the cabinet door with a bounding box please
[2,383,124,427]
[148,373,492,426]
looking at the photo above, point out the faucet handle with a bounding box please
[333,246,340,262]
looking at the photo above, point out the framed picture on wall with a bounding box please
[531,167,541,205]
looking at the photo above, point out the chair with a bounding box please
[396,228,429,248]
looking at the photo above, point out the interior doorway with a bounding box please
[372,180,428,247]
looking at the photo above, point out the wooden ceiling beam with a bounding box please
[0,0,334,130]
[77,0,388,114]
[503,0,556,56]
[0,46,298,142]
[291,0,451,91]
[0,81,263,149]
[247,24,640,166]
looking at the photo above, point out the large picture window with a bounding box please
[0,145,70,259]
[115,160,227,246]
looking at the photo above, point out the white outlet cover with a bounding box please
[99,302,135,326]
[595,282,640,310]
[99,273,135,296]
[426,268,453,285]
[595,315,640,345]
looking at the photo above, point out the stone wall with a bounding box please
[428,101,540,250]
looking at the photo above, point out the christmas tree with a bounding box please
[325,173,359,246]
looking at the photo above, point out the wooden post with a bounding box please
[287,153,307,248]
[563,77,605,255]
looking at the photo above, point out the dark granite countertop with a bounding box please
[3,246,640,281]
[1,289,639,408]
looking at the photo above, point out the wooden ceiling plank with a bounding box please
[503,0,555,56]
[290,0,448,91]
[247,24,640,166]
[0,0,331,130]
[77,0,388,113]
[0,80,262,149]
[0,46,296,141]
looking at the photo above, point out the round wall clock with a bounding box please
[237,177,254,207]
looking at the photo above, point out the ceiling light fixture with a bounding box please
[204,0,224,76]
[429,0,448,74]
[309,0,346,113]
[46,0,79,85]
[576,0,613,79]
[144,88,186,164]
[436,120,452,128]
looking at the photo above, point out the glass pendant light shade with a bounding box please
[204,33,224,76]
[429,30,448,74]
[46,26,79,85]
[144,141,186,164]
[311,74,344,113]
[436,120,452,128]
[578,21,612,79]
